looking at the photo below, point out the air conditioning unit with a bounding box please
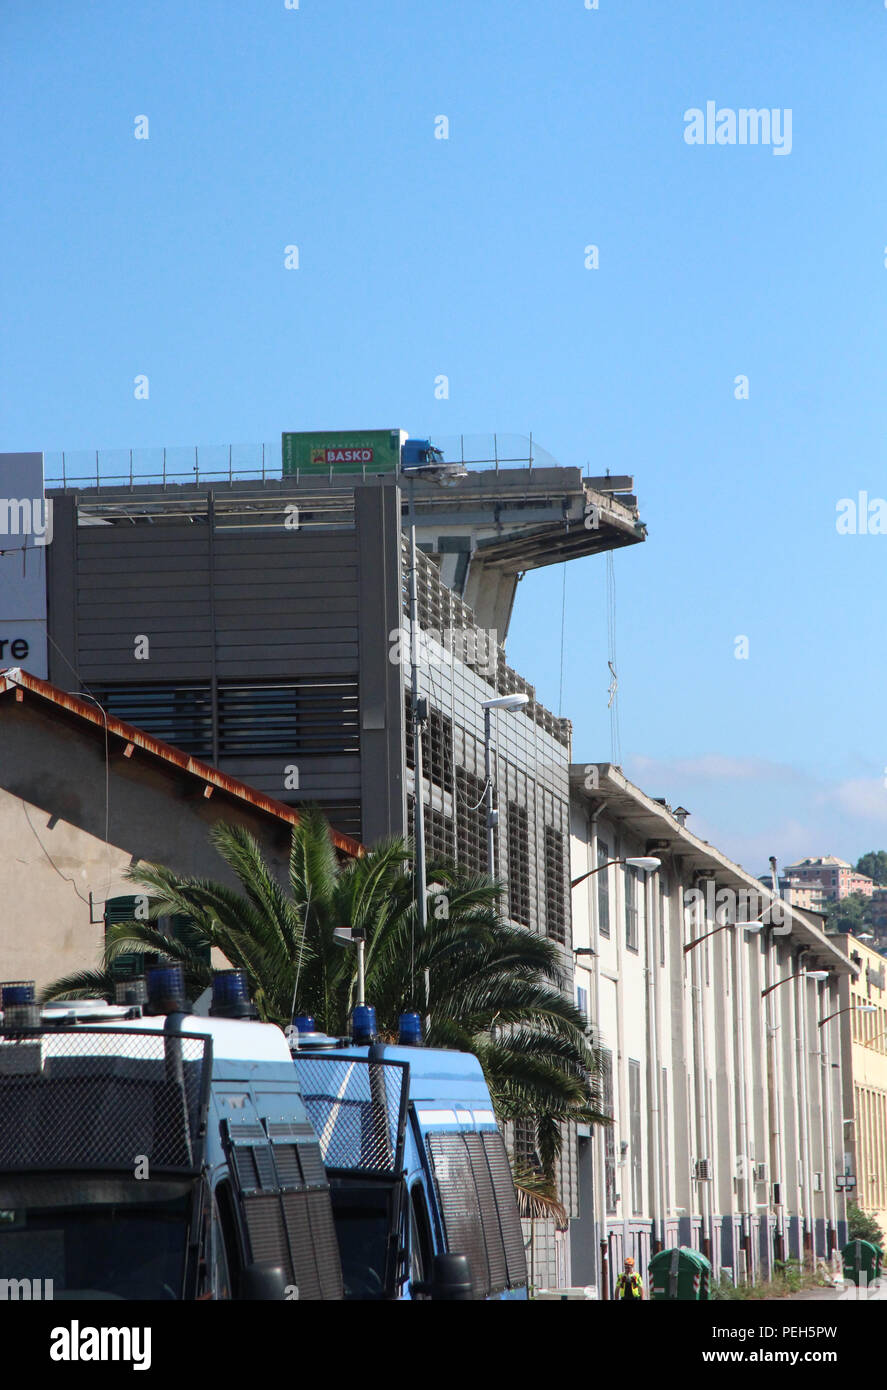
[694,1159,712,1181]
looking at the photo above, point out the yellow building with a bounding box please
[836,934,887,1239]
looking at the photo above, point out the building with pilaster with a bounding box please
[569,765,853,1296]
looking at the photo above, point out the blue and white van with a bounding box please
[292,1018,529,1301]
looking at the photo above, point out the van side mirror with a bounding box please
[429,1253,474,1300]
[239,1263,290,1300]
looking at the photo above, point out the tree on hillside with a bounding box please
[823,893,874,936]
[856,851,887,886]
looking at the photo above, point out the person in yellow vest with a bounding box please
[615,1256,644,1301]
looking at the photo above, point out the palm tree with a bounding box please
[44,807,607,1191]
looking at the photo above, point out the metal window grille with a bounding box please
[218,679,359,758]
[512,1118,539,1174]
[407,796,456,864]
[455,768,488,877]
[92,682,213,757]
[0,1029,211,1176]
[104,897,210,979]
[222,1118,343,1300]
[404,692,454,793]
[507,802,531,927]
[426,1131,527,1297]
[544,825,567,945]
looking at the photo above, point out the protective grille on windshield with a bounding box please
[426,1130,528,1297]
[293,1056,408,1174]
[0,1029,211,1175]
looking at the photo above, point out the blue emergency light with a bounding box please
[294,1014,316,1034]
[0,981,40,1030]
[351,1004,377,1044]
[145,962,187,1015]
[398,1011,422,1046]
[210,969,253,1019]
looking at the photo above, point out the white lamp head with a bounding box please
[625,856,661,872]
[481,693,530,712]
[806,970,829,982]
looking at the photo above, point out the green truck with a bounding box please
[281,429,448,477]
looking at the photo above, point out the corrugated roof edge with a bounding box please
[0,667,364,860]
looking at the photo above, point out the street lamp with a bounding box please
[818,1003,876,1029]
[332,927,366,1006]
[481,693,530,877]
[571,856,661,889]
[683,900,779,955]
[761,970,829,999]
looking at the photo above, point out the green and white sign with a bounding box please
[282,429,406,476]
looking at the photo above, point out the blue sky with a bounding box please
[2,0,886,874]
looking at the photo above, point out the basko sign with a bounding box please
[282,430,406,476]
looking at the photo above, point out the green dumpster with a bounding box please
[649,1247,712,1301]
[842,1239,882,1287]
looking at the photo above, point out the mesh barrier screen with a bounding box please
[0,1029,210,1175]
[427,1130,527,1297]
[293,1056,407,1174]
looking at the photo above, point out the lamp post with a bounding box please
[571,856,661,889]
[818,1003,876,1029]
[481,693,530,878]
[761,970,829,999]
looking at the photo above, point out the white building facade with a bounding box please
[569,765,853,1296]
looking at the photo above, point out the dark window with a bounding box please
[404,692,454,793]
[602,1049,617,1214]
[629,1059,643,1216]
[407,796,456,864]
[455,767,488,876]
[625,865,639,953]
[218,679,359,758]
[659,877,667,966]
[597,839,611,938]
[512,1118,540,1175]
[544,826,567,944]
[507,802,531,927]
[92,682,213,757]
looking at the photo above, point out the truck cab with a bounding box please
[291,1026,528,1301]
[0,976,343,1301]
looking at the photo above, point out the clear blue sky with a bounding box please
[3,0,886,874]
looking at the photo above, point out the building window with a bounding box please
[507,802,531,927]
[104,896,210,980]
[602,1048,617,1214]
[597,839,611,938]
[454,767,488,876]
[625,864,639,953]
[544,826,567,945]
[576,985,588,1020]
[661,1067,670,1209]
[93,683,213,758]
[407,795,455,865]
[404,692,454,793]
[658,876,667,966]
[629,1059,643,1216]
[513,1118,541,1175]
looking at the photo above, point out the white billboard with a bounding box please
[0,452,49,678]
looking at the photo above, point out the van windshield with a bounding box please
[0,1176,193,1300]
[329,1189,392,1299]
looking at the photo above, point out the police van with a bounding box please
[291,1006,528,1301]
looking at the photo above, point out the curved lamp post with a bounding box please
[571,855,661,890]
[761,969,829,999]
[818,1003,876,1029]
